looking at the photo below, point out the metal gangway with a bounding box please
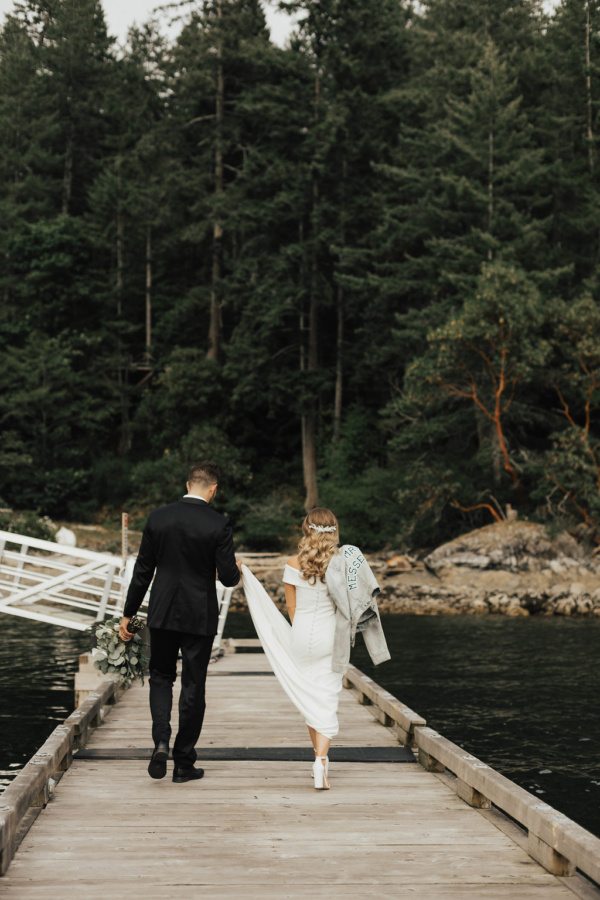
[0,530,234,649]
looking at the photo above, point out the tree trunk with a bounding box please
[586,1,595,174]
[488,115,494,260]
[116,173,123,318]
[490,422,502,484]
[301,72,321,512]
[302,413,319,511]
[62,126,74,216]
[333,158,347,446]
[118,369,132,456]
[300,251,320,511]
[207,1,224,362]
[145,226,152,365]
[116,178,131,456]
[476,409,502,484]
[333,284,343,447]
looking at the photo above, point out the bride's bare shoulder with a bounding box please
[286,555,300,570]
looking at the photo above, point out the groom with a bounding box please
[119,460,241,783]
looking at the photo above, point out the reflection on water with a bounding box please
[1,610,599,837]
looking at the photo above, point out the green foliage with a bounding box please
[407,262,550,405]
[320,466,407,551]
[0,330,110,514]
[531,295,600,534]
[385,263,552,543]
[2,0,600,551]
[237,488,304,551]
[90,617,150,686]
[134,350,225,453]
[130,423,252,519]
[0,507,56,542]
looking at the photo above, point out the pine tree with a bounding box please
[540,0,600,291]
[0,13,59,331]
[41,0,115,216]
[369,25,550,405]
[162,0,270,362]
[249,0,412,508]
[86,21,171,455]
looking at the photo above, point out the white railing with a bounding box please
[0,530,234,647]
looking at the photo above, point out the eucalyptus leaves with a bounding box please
[90,617,149,685]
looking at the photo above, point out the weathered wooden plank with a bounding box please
[0,843,580,894]
[0,884,575,900]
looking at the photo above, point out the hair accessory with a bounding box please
[308,523,337,533]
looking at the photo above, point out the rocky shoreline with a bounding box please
[232,521,600,617]
[24,516,600,617]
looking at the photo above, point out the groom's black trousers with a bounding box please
[149,628,214,768]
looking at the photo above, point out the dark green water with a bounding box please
[0,616,90,791]
[1,611,599,838]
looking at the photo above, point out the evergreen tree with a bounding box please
[387,262,550,540]
[539,294,600,534]
[87,21,171,455]
[160,0,270,362]
[0,13,59,331]
[0,331,111,513]
[540,0,600,292]
[0,0,599,543]
[251,0,412,508]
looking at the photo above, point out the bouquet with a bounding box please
[90,616,149,685]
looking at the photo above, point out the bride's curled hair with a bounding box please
[297,508,339,585]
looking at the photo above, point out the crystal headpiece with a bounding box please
[308,523,337,533]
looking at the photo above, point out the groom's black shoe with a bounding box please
[173,765,204,783]
[148,741,169,779]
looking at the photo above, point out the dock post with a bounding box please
[528,833,575,876]
[456,778,491,808]
[418,748,445,772]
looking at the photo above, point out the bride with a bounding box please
[241,507,389,791]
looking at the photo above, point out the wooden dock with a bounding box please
[1,645,600,898]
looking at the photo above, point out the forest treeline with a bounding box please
[1,0,600,551]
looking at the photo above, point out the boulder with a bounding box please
[424,520,597,574]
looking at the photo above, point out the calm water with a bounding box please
[0,617,90,792]
[1,612,599,836]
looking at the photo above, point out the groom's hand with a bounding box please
[119,617,133,641]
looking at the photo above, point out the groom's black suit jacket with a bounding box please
[123,497,240,636]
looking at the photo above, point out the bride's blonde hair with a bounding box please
[297,508,339,585]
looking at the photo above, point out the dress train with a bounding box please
[241,565,341,739]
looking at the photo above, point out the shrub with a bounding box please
[0,506,56,542]
[237,489,304,551]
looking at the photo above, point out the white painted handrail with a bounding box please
[0,530,117,565]
[0,530,235,641]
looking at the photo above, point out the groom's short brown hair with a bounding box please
[188,460,221,487]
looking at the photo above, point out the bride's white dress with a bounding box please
[241,563,343,738]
